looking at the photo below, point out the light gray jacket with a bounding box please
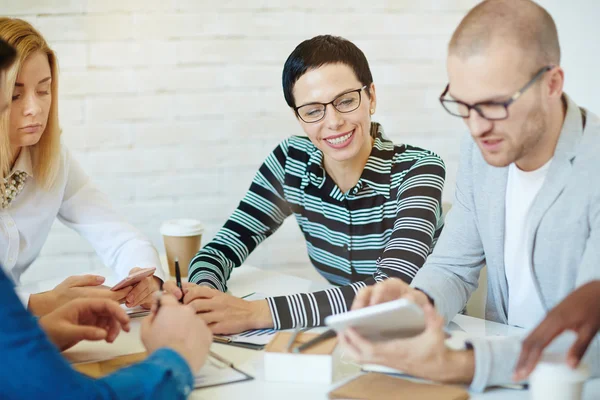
[411,95,600,392]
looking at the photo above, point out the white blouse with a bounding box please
[0,144,164,305]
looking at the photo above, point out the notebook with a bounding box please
[328,373,470,400]
[214,328,278,350]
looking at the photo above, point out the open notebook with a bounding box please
[214,328,277,350]
[73,351,253,389]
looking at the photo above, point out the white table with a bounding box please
[63,266,600,399]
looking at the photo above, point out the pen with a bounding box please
[174,257,183,304]
[209,350,234,368]
[292,329,337,353]
[286,327,303,352]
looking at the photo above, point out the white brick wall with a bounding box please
[6,0,596,284]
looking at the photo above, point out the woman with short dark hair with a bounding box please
[175,35,446,333]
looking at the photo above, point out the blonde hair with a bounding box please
[0,18,60,191]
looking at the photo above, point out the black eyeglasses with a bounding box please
[294,86,367,123]
[439,66,554,121]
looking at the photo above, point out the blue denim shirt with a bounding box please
[0,268,194,399]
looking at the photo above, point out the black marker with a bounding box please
[175,257,184,303]
[292,329,337,353]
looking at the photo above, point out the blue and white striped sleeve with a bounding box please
[187,139,293,291]
[267,153,446,329]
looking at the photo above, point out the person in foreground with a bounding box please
[514,280,600,381]
[1,267,212,399]
[338,0,600,392]
[0,17,165,315]
[166,35,446,333]
[0,37,212,398]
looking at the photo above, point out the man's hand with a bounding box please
[182,285,272,334]
[514,280,600,381]
[339,302,474,384]
[141,294,212,373]
[351,278,430,310]
[29,275,133,316]
[38,298,131,351]
[123,268,162,309]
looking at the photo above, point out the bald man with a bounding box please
[337,0,600,392]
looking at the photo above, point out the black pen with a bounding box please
[292,329,337,353]
[174,257,184,303]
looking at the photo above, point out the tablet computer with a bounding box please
[110,267,156,291]
[324,299,425,342]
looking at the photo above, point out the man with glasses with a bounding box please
[338,0,600,392]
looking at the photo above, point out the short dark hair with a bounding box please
[0,38,16,71]
[282,35,373,108]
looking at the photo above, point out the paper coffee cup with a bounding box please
[530,361,590,400]
[160,219,204,277]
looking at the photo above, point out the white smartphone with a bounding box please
[110,267,156,291]
[325,299,425,342]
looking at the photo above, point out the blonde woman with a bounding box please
[0,18,164,315]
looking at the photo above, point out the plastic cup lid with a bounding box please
[531,361,590,383]
[160,219,204,237]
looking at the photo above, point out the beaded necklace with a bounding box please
[1,171,28,209]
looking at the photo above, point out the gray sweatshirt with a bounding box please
[411,95,600,392]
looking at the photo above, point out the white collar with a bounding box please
[9,147,34,178]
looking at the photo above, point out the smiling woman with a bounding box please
[170,35,447,334]
[0,18,166,315]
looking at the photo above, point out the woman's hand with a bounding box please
[181,285,273,334]
[123,267,162,308]
[39,298,130,351]
[29,275,132,316]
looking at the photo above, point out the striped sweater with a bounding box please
[189,123,446,329]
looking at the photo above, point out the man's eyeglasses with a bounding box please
[439,66,554,121]
[295,86,367,123]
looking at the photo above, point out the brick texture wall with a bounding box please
[7,0,595,283]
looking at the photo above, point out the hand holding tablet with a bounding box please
[325,299,425,342]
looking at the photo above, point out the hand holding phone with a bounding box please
[111,267,156,291]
